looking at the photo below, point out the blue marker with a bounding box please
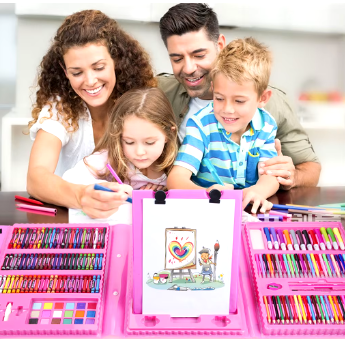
[99,254,103,270]
[94,254,99,270]
[91,275,96,293]
[21,228,29,249]
[96,275,101,293]
[203,158,224,186]
[77,228,83,249]
[306,254,315,277]
[338,254,345,275]
[50,228,56,248]
[57,254,62,270]
[94,183,132,203]
[307,295,316,324]
[32,254,38,270]
[263,227,273,249]
[269,228,279,249]
[73,228,79,249]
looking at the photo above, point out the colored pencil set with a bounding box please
[255,253,345,278]
[8,227,107,250]
[2,253,104,271]
[263,294,345,325]
[263,226,345,251]
[0,274,101,294]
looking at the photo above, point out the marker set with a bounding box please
[263,294,345,325]
[244,222,345,335]
[2,253,104,270]
[262,226,345,251]
[0,274,101,293]
[0,224,110,335]
[255,253,345,278]
[8,226,107,250]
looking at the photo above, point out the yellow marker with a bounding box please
[7,276,15,293]
[330,254,341,278]
[38,227,45,249]
[3,275,11,293]
[298,295,307,324]
[333,228,345,250]
[328,295,339,324]
[310,254,320,277]
[293,295,302,324]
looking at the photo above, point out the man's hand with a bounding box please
[259,139,296,190]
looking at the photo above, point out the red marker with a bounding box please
[308,230,319,250]
[15,195,43,205]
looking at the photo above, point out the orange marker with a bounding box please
[333,296,344,324]
[13,229,21,249]
[283,230,293,250]
[266,254,274,277]
[16,276,23,293]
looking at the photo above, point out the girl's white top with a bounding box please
[62,150,167,189]
[30,102,95,177]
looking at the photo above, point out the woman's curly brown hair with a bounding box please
[29,9,157,131]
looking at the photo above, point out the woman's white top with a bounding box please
[30,102,95,177]
[62,150,167,189]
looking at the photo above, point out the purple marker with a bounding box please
[269,228,279,249]
[259,254,266,278]
[277,229,286,250]
[315,229,326,250]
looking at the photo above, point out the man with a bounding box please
[157,3,321,190]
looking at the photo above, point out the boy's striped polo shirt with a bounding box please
[174,103,278,188]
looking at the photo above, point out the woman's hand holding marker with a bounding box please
[79,182,133,219]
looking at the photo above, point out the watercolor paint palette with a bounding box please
[28,299,98,325]
[244,222,345,335]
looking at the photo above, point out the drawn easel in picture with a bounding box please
[165,228,196,283]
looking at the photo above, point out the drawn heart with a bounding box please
[169,241,194,262]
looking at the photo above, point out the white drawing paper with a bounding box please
[142,198,236,317]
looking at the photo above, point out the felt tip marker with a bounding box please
[314,229,326,251]
[283,230,293,251]
[277,229,286,250]
[263,227,273,249]
[333,227,345,250]
[94,183,132,203]
[269,228,279,249]
[320,227,332,250]
[302,230,313,251]
[308,230,319,251]
[289,229,299,250]
[327,228,338,250]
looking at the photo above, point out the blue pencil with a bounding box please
[94,183,132,203]
[203,158,224,186]
[272,204,323,211]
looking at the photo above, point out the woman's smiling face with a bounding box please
[63,43,116,112]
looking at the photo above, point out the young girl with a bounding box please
[63,88,178,197]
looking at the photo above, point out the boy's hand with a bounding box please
[242,186,273,214]
[206,184,234,192]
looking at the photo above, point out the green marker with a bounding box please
[286,254,295,277]
[82,254,87,270]
[326,228,338,250]
[74,254,78,270]
[315,295,325,324]
[320,227,332,249]
[86,254,91,270]
[81,229,87,249]
[322,254,332,277]
[290,254,299,277]
[45,228,52,249]
[276,295,285,324]
[90,254,95,270]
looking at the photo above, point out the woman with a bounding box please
[27,10,156,218]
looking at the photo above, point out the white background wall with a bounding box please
[2,3,345,190]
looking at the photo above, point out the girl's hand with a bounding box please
[206,183,234,192]
[79,182,133,219]
[242,186,273,214]
[139,183,166,191]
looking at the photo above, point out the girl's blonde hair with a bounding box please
[89,88,178,183]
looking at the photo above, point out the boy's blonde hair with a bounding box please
[87,88,178,184]
[211,37,272,97]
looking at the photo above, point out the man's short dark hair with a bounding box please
[159,3,219,46]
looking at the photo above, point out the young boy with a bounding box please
[167,37,280,213]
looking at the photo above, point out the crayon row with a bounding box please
[8,227,107,250]
[2,253,104,271]
[255,253,345,278]
[263,295,345,325]
[0,274,101,294]
[263,227,344,251]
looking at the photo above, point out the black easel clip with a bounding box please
[154,190,166,204]
[209,189,221,204]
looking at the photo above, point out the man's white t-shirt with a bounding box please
[178,97,212,143]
